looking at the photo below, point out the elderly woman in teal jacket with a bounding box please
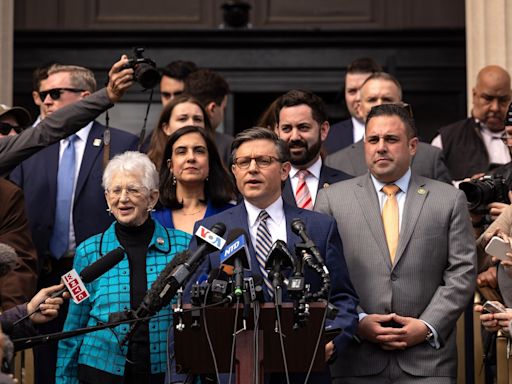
[56,151,191,384]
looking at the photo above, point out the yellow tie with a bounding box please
[382,184,400,263]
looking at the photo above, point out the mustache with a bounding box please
[288,139,307,148]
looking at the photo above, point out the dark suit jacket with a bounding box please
[282,164,352,208]
[9,122,139,262]
[325,140,453,184]
[323,118,355,155]
[186,201,359,354]
[0,179,37,309]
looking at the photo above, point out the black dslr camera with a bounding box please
[459,168,512,214]
[122,47,160,89]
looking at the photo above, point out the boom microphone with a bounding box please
[291,218,329,274]
[120,222,226,345]
[0,244,18,278]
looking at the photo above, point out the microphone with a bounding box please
[0,244,18,278]
[219,228,251,297]
[49,247,125,300]
[291,218,329,274]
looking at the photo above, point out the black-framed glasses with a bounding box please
[0,122,23,135]
[38,88,85,101]
[233,155,280,169]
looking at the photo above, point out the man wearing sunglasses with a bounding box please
[326,72,452,184]
[0,105,31,137]
[9,59,139,384]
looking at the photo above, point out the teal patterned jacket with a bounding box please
[56,220,191,383]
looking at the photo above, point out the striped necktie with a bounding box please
[382,184,400,264]
[295,169,313,210]
[50,134,78,259]
[255,210,274,297]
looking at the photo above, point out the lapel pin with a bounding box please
[157,237,164,245]
[323,183,330,189]
[93,138,102,147]
[417,187,427,195]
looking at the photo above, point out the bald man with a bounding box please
[432,65,512,180]
[326,72,452,184]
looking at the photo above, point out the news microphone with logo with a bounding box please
[219,228,251,297]
[291,218,329,274]
[12,247,125,327]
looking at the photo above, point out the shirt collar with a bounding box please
[289,156,322,180]
[370,168,411,194]
[244,196,285,228]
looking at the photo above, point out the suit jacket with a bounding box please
[282,164,352,208]
[323,118,354,155]
[315,173,476,378]
[325,140,453,184]
[186,201,359,354]
[0,88,114,177]
[9,121,139,263]
[0,179,37,309]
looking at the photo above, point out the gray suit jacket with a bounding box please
[0,88,113,177]
[315,173,476,379]
[325,140,453,184]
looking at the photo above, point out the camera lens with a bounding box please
[134,64,160,89]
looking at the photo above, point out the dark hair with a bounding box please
[160,60,198,81]
[362,72,403,100]
[184,69,230,106]
[274,89,327,125]
[159,125,236,209]
[147,94,212,171]
[231,127,290,164]
[366,103,417,138]
[346,57,382,75]
[32,62,60,91]
[256,96,281,129]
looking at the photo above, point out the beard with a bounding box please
[288,137,322,166]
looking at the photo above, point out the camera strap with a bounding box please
[103,110,111,171]
[137,88,154,151]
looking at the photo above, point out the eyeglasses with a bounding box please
[233,156,280,169]
[0,122,23,135]
[38,88,85,101]
[107,185,147,198]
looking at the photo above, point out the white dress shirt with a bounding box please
[244,197,287,249]
[289,157,322,206]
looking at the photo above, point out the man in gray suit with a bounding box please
[316,103,476,383]
[325,72,452,184]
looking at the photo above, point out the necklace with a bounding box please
[177,206,205,216]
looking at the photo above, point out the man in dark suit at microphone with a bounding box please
[174,127,358,383]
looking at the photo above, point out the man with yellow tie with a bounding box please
[315,103,477,383]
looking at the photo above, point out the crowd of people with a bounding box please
[0,53,512,384]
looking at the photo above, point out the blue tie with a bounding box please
[50,135,78,259]
[255,210,274,298]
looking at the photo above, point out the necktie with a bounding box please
[382,184,400,264]
[295,170,313,210]
[255,210,274,298]
[50,135,78,259]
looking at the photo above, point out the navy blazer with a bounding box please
[186,201,359,354]
[323,119,354,155]
[9,121,139,260]
[282,164,352,208]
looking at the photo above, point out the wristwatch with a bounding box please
[425,329,434,342]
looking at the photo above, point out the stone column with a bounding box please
[0,0,14,105]
[465,0,512,113]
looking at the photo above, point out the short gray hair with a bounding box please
[231,127,290,163]
[47,64,97,92]
[102,151,158,192]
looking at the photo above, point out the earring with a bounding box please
[106,207,112,216]
[147,207,156,213]
[205,176,209,182]
[172,175,177,186]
